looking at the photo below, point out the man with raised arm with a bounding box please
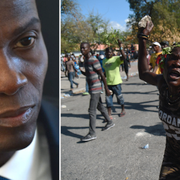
[138,17,180,179]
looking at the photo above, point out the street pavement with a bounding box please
[61,60,166,180]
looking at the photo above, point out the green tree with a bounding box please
[86,11,110,43]
[61,4,112,53]
[61,0,95,53]
[100,28,131,48]
[61,0,80,20]
[126,0,180,44]
[61,16,94,53]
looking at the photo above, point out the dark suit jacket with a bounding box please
[37,99,59,180]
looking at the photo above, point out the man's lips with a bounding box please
[169,69,180,80]
[0,105,35,128]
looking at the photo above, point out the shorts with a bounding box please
[106,84,124,108]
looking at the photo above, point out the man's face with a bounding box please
[105,49,113,59]
[153,45,160,52]
[80,43,90,56]
[0,0,48,151]
[164,47,180,90]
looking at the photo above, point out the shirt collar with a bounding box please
[0,129,40,180]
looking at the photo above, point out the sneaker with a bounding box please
[102,122,115,131]
[81,134,97,142]
[83,92,89,96]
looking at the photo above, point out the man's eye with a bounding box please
[15,37,35,48]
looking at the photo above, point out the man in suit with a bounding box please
[0,0,59,180]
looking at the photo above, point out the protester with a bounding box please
[149,42,162,73]
[153,41,170,74]
[160,41,169,49]
[61,55,66,76]
[0,1,59,179]
[66,55,79,90]
[81,43,99,96]
[64,54,68,77]
[80,42,115,142]
[138,18,180,179]
[103,40,126,119]
[72,56,81,78]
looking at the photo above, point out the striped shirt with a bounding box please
[84,56,102,94]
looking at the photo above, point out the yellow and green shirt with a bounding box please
[103,56,124,85]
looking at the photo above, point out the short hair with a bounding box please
[80,42,90,48]
[105,47,113,53]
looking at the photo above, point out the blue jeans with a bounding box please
[101,81,104,91]
[61,61,65,71]
[85,80,89,92]
[106,84,124,107]
[68,72,78,89]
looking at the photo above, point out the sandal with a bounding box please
[119,112,126,117]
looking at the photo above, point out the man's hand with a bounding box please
[117,39,122,46]
[106,89,112,96]
[139,21,154,36]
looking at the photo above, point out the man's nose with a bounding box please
[0,52,28,95]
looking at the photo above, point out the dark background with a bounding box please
[36,0,59,100]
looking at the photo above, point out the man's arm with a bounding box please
[72,62,78,72]
[90,43,98,55]
[138,22,160,86]
[96,69,111,96]
[149,63,153,70]
[118,39,126,60]
[153,65,158,73]
[79,67,86,76]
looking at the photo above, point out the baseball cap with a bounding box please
[152,42,161,48]
[160,41,169,46]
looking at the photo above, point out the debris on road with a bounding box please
[61,105,67,108]
[142,144,149,149]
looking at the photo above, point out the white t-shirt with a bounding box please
[0,128,51,180]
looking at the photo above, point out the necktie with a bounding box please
[0,176,10,180]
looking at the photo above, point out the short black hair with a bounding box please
[105,47,113,53]
[160,41,169,46]
[81,42,90,48]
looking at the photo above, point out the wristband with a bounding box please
[137,33,149,40]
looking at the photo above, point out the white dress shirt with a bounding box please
[0,128,51,180]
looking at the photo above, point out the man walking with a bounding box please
[66,54,79,90]
[103,40,126,119]
[80,42,115,142]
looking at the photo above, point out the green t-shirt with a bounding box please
[103,56,124,85]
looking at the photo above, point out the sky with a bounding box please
[75,0,133,31]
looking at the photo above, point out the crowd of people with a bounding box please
[61,17,180,178]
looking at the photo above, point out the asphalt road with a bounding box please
[61,74,166,180]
